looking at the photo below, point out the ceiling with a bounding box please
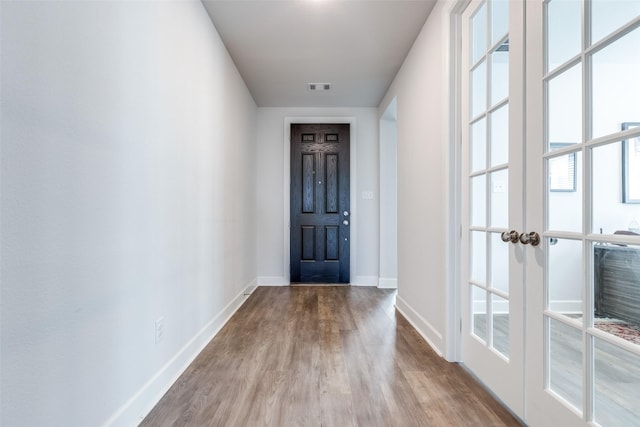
[201,0,437,108]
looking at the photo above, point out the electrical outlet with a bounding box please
[155,317,164,344]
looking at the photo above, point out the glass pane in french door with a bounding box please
[593,336,640,426]
[467,0,511,360]
[541,0,640,423]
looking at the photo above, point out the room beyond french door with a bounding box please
[461,0,640,426]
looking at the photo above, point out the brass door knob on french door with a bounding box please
[501,230,520,244]
[519,231,540,246]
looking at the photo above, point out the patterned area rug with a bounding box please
[595,318,640,345]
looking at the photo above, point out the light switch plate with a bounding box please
[361,191,374,200]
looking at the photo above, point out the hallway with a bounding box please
[141,287,521,426]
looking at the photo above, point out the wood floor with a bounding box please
[141,286,522,427]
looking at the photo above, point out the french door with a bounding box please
[526,1,640,425]
[462,0,640,425]
[460,0,526,418]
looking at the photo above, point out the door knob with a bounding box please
[343,220,349,226]
[343,211,349,216]
[501,230,519,244]
[519,231,540,246]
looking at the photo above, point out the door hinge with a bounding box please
[459,318,462,333]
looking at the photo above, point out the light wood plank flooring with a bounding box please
[141,286,522,427]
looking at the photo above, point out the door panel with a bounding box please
[526,1,640,425]
[290,123,350,283]
[461,0,525,417]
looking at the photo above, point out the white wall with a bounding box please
[378,1,449,353]
[255,107,380,286]
[1,2,257,426]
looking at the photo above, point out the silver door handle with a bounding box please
[501,230,519,244]
[519,231,540,246]
[343,220,349,226]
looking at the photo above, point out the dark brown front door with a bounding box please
[290,123,350,283]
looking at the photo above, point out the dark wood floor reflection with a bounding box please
[141,286,522,427]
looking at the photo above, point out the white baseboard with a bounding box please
[244,278,258,295]
[104,280,255,427]
[473,299,508,314]
[378,277,398,289]
[472,299,582,315]
[257,276,289,286]
[257,276,394,288]
[549,300,582,314]
[395,295,444,357]
[351,276,378,286]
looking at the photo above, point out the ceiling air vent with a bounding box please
[308,83,331,92]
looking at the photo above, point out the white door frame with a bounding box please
[379,99,398,289]
[445,0,471,364]
[283,117,357,284]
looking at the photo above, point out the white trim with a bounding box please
[257,276,289,286]
[395,295,444,356]
[378,277,398,289]
[243,278,258,295]
[283,117,357,284]
[472,299,509,314]
[548,300,583,315]
[444,0,469,364]
[379,98,398,291]
[103,281,255,427]
[351,276,378,287]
